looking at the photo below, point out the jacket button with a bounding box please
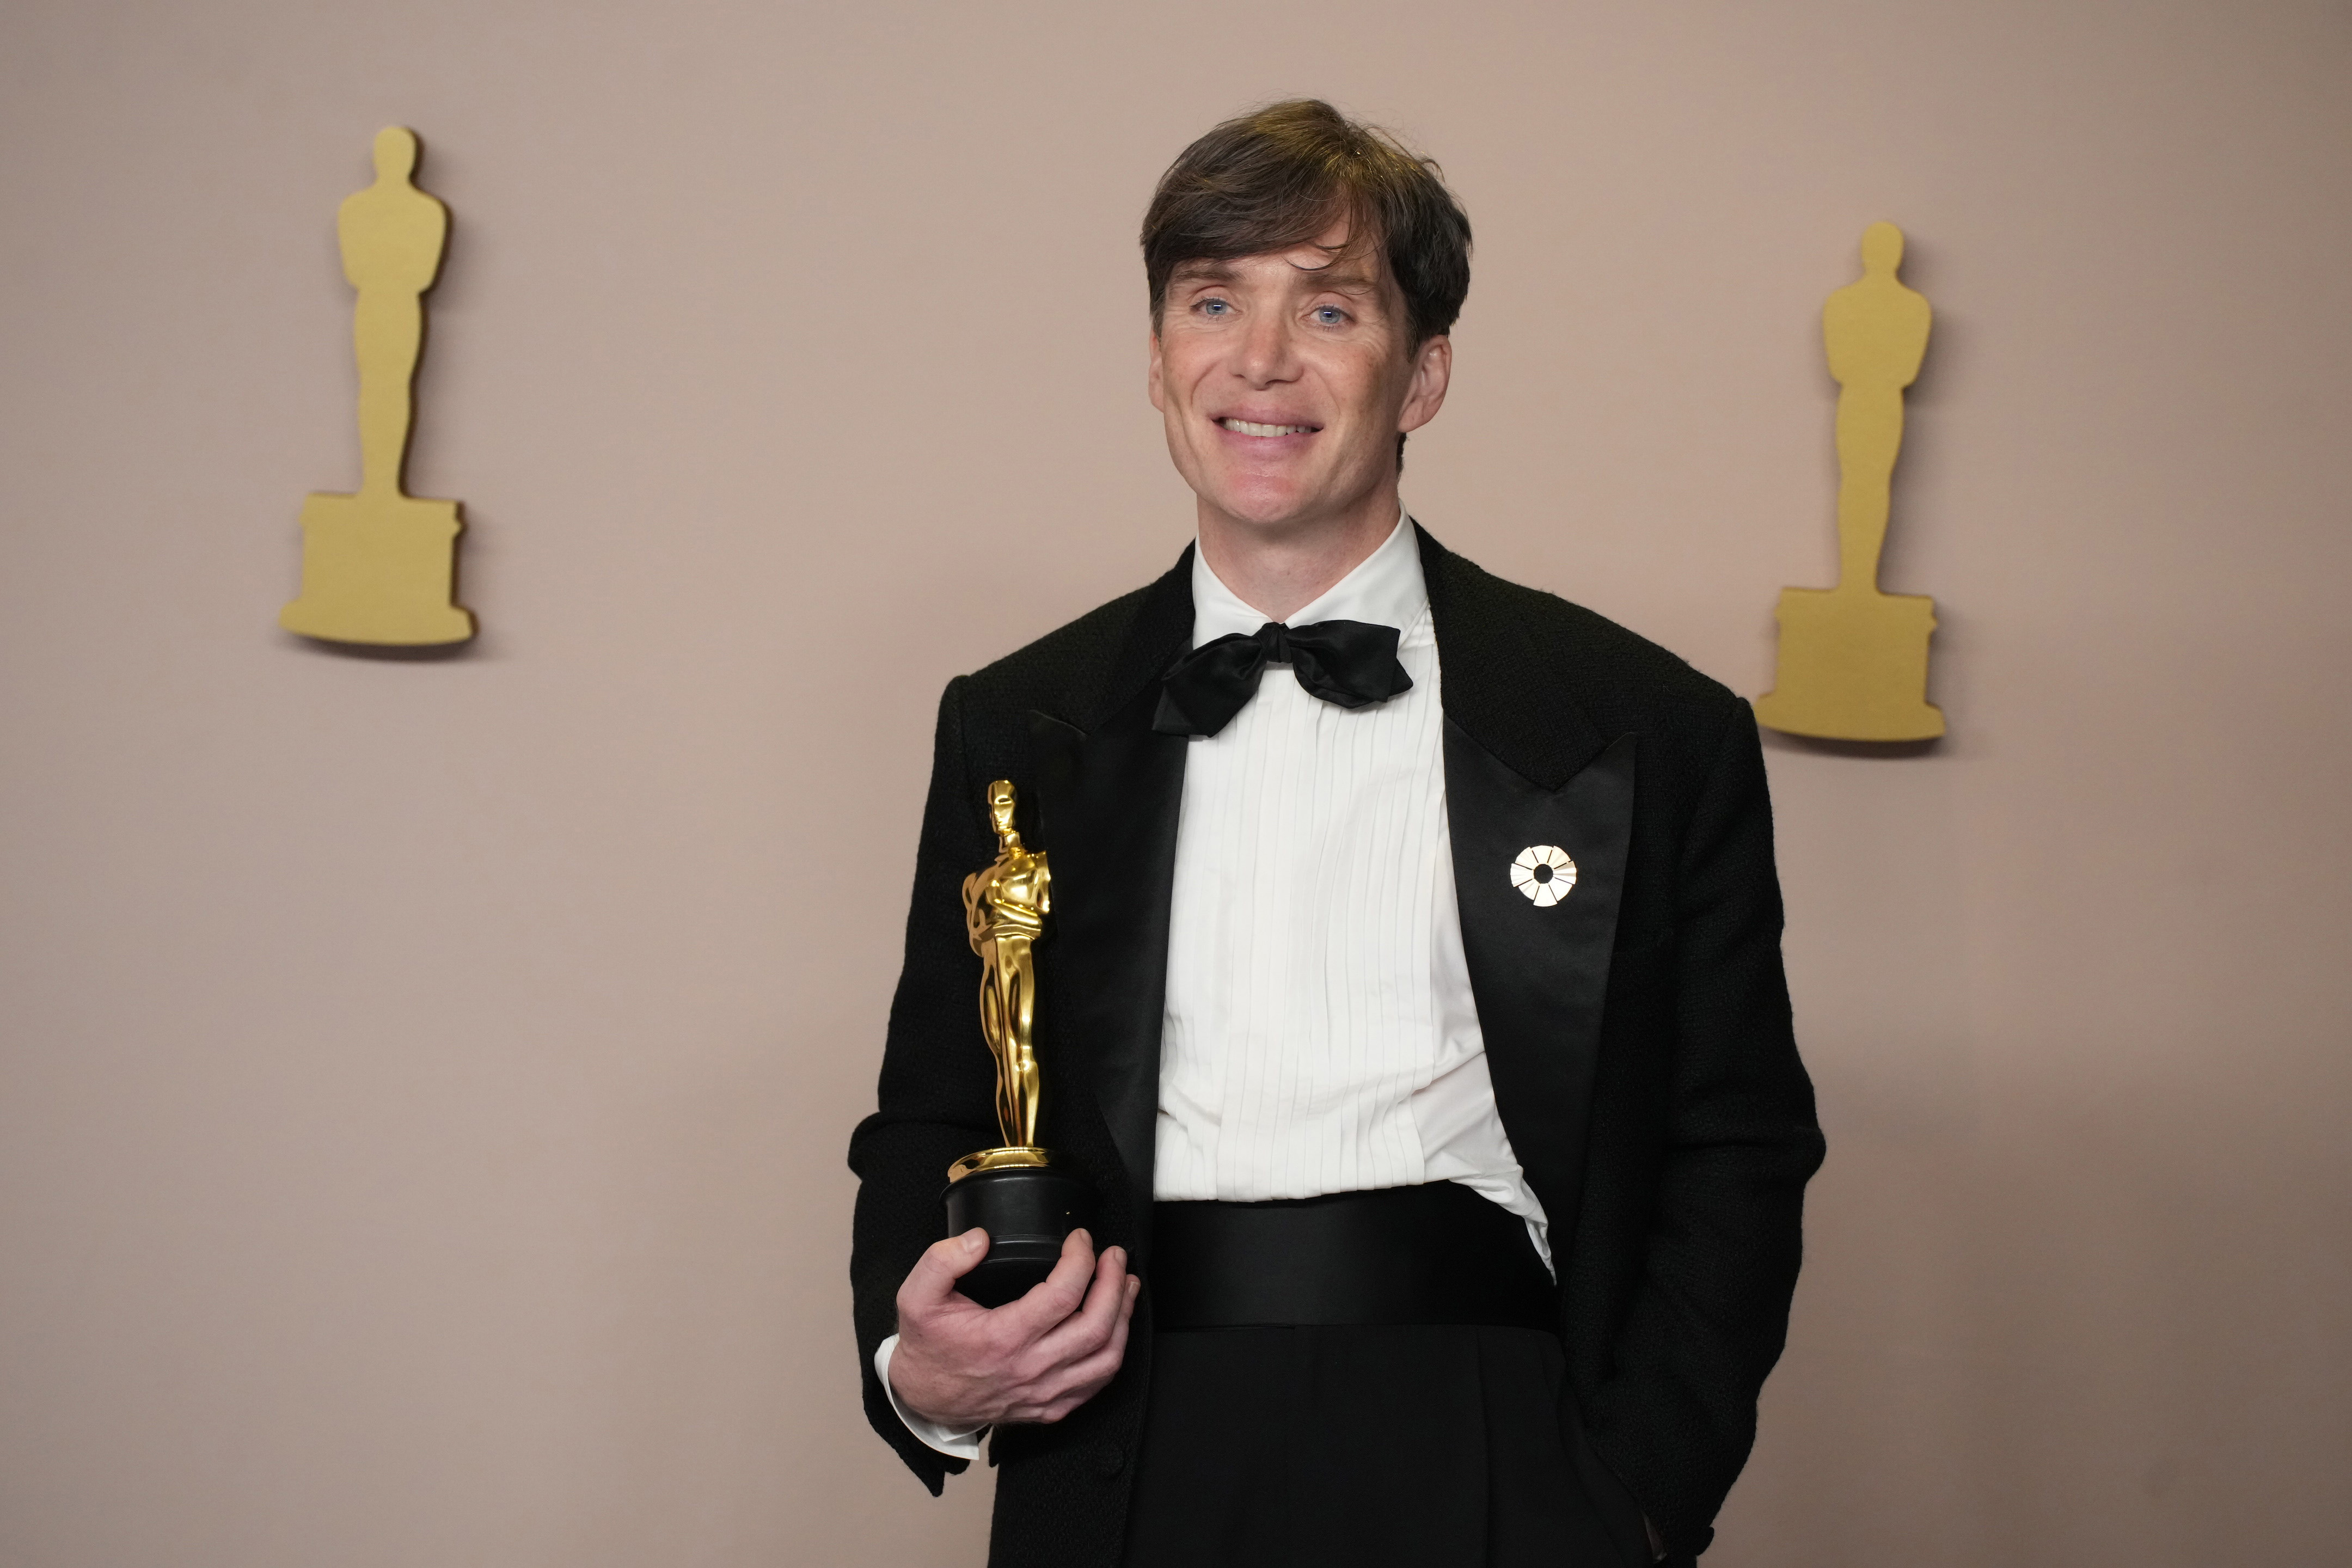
[1095,1442,1125,1478]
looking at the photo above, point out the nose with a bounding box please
[1233,307,1300,388]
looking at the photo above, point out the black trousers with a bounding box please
[1119,1323,1651,1568]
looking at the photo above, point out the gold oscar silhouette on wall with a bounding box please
[280,127,475,646]
[1755,222,1944,741]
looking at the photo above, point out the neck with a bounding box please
[1194,480,1401,622]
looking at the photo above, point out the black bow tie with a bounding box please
[1152,618,1414,738]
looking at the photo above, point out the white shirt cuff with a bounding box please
[874,1334,986,1461]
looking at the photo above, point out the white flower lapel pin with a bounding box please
[1510,844,1577,908]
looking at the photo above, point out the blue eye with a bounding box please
[1199,298,1231,316]
[1314,305,1347,326]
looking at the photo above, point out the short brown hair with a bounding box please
[1141,100,1472,351]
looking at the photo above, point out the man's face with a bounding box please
[1148,219,1451,536]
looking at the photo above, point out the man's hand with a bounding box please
[889,1227,1141,1428]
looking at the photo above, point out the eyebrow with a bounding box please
[1168,260,1241,287]
[1298,262,1381,293]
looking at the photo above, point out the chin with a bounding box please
[1198,469,1324,530]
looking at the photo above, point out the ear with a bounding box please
[1146,328,1166,414]
[1398,334,1453,435]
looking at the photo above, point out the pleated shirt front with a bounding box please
[1154,516,1548,1262]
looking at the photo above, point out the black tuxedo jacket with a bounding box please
[849,528,1824,1567]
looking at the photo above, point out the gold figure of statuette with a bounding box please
[950,780,1052,1182]
[1755,221,1946,742]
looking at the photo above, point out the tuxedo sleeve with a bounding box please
[1588,700,1825,1562]
[846,677,1006,1492]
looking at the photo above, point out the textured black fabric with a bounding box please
[1440,726,1638,1250]
[1152,617,1413,737]
[846,528,1825,1566]
[1121,1326,1650,1568]
[1150,1184,1559,1332]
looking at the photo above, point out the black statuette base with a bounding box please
[942,1165,1095,1308]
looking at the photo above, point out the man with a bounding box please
[848,100,1824,1568]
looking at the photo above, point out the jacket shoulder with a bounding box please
[958,579,1159,724]
[1436,549,1745,745]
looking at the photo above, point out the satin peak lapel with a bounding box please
[1017,547,1192,1250]
[1443,724,1637,1234]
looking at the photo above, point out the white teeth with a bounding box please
[1221,418,1313,437]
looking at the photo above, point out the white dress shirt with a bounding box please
[878,513,1547,1460]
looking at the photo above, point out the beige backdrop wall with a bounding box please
[3,2,2347,1564]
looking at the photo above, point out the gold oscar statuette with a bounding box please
[280,127,476,647]
[1754,221,1946,742]
[941,780,1092,1307]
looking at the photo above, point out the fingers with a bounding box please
[1009,1277,1138,1423]
[892,1229,1142,1429]
[1034,1244,1129,1361]
[1056,1275,1140,1388]
[896,1228,989,1321]
[999,1227,1099,1336]
[995,1269,1143,1425]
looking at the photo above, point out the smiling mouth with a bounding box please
[1218,418,1319,437]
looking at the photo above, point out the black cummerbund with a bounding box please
[1150,1182,1559,1333]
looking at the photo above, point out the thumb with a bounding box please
[903,1228,990,1307]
